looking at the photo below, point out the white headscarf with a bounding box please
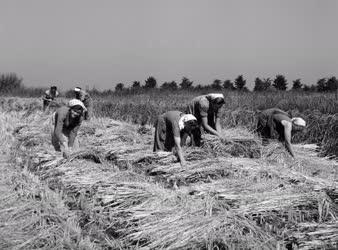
[74,87,82,92]
[68,99,87,111]
[208,93,224,100]
[291,117,306,127]
[178,114,197,130]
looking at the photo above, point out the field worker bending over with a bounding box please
[153,111,200,167]
[256,108,306,158]
[187,93,225,138]
[74,87,93,121]
[43,85,59,111]
[51,99,86,158]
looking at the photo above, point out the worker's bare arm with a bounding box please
[215,117,222,133]
[174,136,186,167]
[54,116,66,145]
[201,117,222,138]
[68,125,80,148]
[281,120,294,157]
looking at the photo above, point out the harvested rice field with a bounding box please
[0,98,338,250]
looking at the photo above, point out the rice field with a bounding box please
[0,95,337,249]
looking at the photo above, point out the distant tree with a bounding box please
[115,83,125,92]
[302,85,310,92]
[303,84,317,92]
[180,77,194,89]
[0,72,23,94]
[326,76,338,91]
[88,87,101,97]
[310,85,317,92]
[102,89,114,96]
[253,77,272,91]
[195,84,204,90]
[262,78,272,90]
[253,77,265,91]
[273,74,288,91]
[131,81,141,90]
[223,79,234,90]
[234,75,246,90]
[316,78,327,92]
[144,76,157,89]
[161,82,169,90]
[161,81,178,90]
[292,79,302,90]
[211,79,222,90]
[169,81,178,90]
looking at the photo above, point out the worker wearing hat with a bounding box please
[186,93,226,138]
[42,85,59,111]
[74,87,93,121]
[153,111,200,167]
[256,108,306,157]
[51,99,86,158]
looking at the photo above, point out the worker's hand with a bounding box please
[62,150,70,159]
[180,160,187,168]
[62,144,70,159]
[220,137,230,144]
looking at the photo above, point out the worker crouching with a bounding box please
[74,87,92,121]
[153,111,200,167]
[186,93,226,138]
[51,99,86,158]
[43,85,59,112]
[256,108,306,158]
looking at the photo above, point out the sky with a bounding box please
[1,0,338,90]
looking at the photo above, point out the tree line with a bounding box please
[0,73,337,96]
[114,74,338,93]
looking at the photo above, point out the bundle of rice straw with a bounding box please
[201,132,261,158]
[291,222,338,249]
[123,195,276,249]
[148,158,262,187]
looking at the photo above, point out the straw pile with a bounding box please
[93,175,336,249]
[201,133,261,159]
[0,111,99,249]
[0,170,99,250]
[291,223,338,249]
[7,108,338,249]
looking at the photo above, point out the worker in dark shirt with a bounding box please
[153,111,200,167]
[256,108,306,157]
[186,93,225,138]
[74,87,93,121]
[51,99,86,158]
[43,86,59,111]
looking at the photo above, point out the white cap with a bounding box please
[291,117,306,127]
[178,114,197,130]
[208,93,224,100]
[74,87,82,92]
[68,99,87,111]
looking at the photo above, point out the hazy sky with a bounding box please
[1,0,338,90]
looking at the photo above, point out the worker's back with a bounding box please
[257,108,291,140]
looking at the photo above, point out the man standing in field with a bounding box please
[256,108,306,157]
[42,85,59,111]
[51,99,86,158]
[153,111,200,167]
[186,93,225,138]
[74,87,93,121]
